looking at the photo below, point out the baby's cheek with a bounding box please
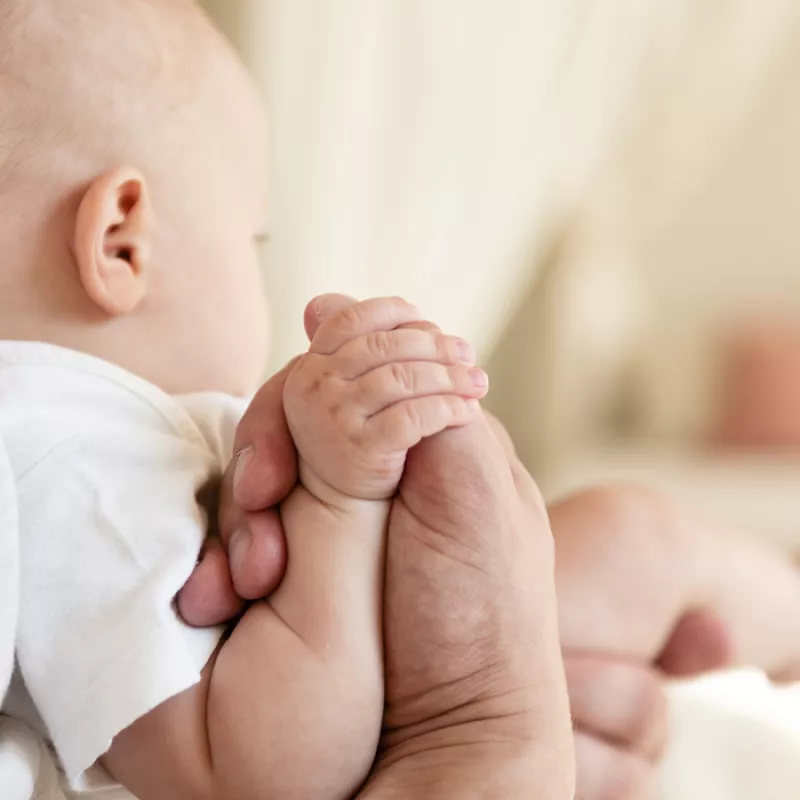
[239,295,271,386]
[231,250,270,368]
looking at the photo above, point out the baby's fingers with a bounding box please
[357,362,488,417]
[369,395,482,451]
[335,328,475,380]
[310,296,423,355]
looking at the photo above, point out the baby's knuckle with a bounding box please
[345,419,366,448]
[446,363,466,386]
[399,401,423,432]
[301,375,325,397]
[442,394,462,416]
[292,354,325,386]
[435,333,456,361]
[339,304,364,329]
[326,399,344,419]
[366,330,393,360]
[390,362,414,393]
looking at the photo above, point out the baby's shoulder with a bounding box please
[0,342,245,481]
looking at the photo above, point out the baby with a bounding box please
[0,1,487,799]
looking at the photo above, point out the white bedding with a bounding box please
[549,449,800,800]
[664,672,800,799]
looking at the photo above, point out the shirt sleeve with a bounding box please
[14,428,225,791]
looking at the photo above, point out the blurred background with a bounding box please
[202,2,800,797]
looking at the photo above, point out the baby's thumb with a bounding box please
[304,294,358,341]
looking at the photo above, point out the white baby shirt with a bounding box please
[0,437,17,705]
[0,341,248,793]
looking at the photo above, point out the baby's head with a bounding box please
[0,0,269,395]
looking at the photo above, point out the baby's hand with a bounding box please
[284,296,487,504]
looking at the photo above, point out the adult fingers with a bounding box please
[221,508,288,601]
[565,653,669,761]
[214,357,299,605]
[177,538,245,627]
[229,358,299,512]
[575,732,658,800]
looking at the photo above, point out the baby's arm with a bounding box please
[272,295,489,665]
[104,298,487,800]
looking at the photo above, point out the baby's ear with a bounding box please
[72,167,152,316]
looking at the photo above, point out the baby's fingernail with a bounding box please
[233,447,255,496]
[457,339,476,364]
[470,368,489,389]
[229,529,253,576]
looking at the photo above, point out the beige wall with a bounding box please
[201,0,715,369]
[485,1,800,472]
[633,38,800,443]
[202,1,800,467]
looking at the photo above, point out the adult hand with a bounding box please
[550,485,800,799]
[177,359,299,627]
[294,295,575,795]
[360,411,574,796]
